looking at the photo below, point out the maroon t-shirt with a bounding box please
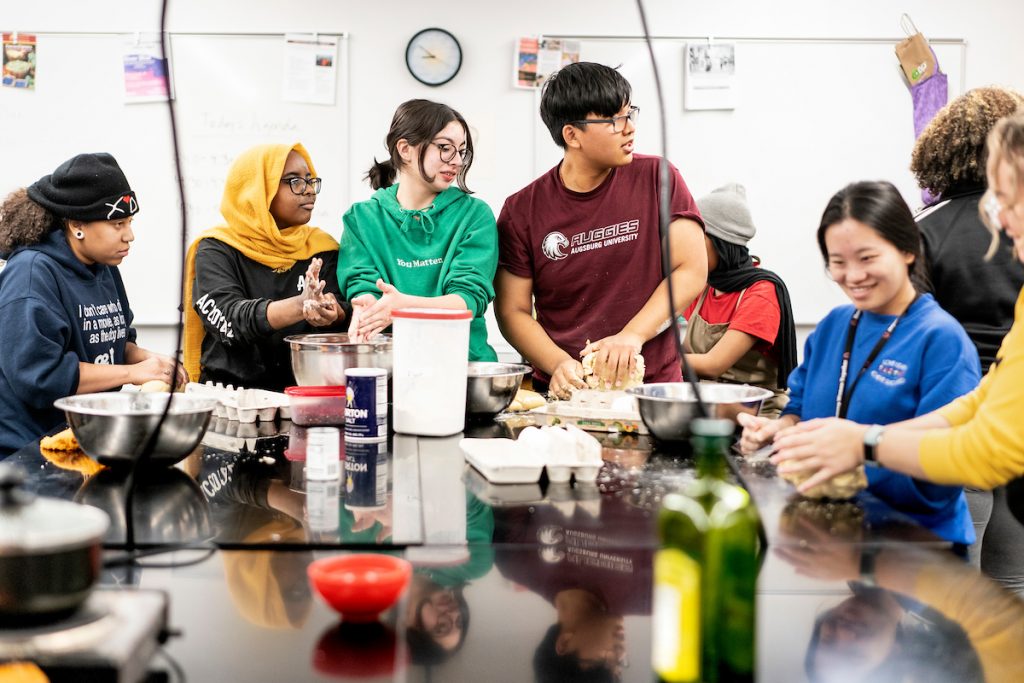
[497,154,702,383]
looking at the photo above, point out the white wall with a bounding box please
[6,0,1024,359]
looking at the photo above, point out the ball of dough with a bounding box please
[139,379,172,393]
[779,465,868,500]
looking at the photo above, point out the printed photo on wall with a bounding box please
[513,37,580,90]
[2,32,36,90]
[684,41,737,110]
[122,33,174,103]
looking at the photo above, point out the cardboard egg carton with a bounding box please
[185,381,291,423]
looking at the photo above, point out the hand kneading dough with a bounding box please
[780,465,868,500]
[140,379,172,393]
[580,343,645,390]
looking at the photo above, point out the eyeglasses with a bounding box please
[431,141,471,164]
[281,176,322,195]
[569,105,640,133]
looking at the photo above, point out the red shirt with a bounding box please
[683,280,781,359]
[498,154,702,383]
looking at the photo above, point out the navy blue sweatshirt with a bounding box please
[0,229,137,456]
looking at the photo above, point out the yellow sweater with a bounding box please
[920,288,1024,487]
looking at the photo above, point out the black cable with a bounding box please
[154,644,188,683]
[122,0,189,554]
[634,0,708,418]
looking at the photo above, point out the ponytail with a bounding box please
[365,158,397,190]
[0,188,55,255]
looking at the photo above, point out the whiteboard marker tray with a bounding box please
[460,438,544,484]
[531,402,648,435]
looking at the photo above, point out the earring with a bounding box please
[74,230,85,240]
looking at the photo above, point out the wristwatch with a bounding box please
[863,424,885,464]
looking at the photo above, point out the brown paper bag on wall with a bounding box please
[895,15,937,84]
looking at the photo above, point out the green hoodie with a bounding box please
[338,185,498,361]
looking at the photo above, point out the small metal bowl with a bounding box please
[53,393,219,466]
[466,362,531,416]
[627,382,773,442]
[286,333,393,386]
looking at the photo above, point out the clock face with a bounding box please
[405,28,462,86]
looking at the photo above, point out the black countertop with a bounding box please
[5,418,1024,681]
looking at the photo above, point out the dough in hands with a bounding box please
[139,379,172,393]
[780,465,868,500]
[580,341,645,390]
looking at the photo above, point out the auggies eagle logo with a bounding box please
[541,231,569,260]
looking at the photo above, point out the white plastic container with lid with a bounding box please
[391,307,472,436]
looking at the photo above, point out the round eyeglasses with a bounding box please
[281,176,322,195]
[430,142,472,165]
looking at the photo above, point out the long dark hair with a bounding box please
[816,181,930,292]
[365,99,474,193]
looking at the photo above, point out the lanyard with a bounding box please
[834,296,917,419]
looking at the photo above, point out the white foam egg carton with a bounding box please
[185,381,290,423]
[460,425,603,485]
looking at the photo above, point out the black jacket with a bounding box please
[917,188,1024,371]
[192,239,350,391]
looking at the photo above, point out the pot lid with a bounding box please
[0,463,109,554]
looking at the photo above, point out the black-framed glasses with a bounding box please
[569,105,640,133]
[281,176,322,195]
[431,141,471,164]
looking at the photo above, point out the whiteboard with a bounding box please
[533,38,966,323]
[0,32,349,325]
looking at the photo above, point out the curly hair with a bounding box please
[0,188,55,254]
[911,86,1024,196]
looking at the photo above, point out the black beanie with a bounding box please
[27,153,139,222]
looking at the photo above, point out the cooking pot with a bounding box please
[0,463,109,624]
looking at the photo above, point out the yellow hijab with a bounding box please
[182,142,339,381]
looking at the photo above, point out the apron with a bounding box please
[683,285,788,417]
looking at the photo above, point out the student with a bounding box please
[739,181,980,546]
[913,86,1024,371]
[183,142,347,391]
[911,87,1024,588]
[681,183,796,417]
[337,99,498,362]
[494,62,707,399]
[769,114,1024,502]
[0,153,184,456]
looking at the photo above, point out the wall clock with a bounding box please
[405,28,462,86]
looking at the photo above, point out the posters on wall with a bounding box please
[684,41,737,110]
[514,37,580,89]
[283,33,339,105]
[122,33,173,103]
[2,32,36,90]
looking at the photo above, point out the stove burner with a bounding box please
[0,607,114,657]
[0,589,167,680]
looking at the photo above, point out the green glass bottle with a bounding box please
[653,417,760,683]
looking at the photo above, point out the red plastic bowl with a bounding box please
[308,554,412,622]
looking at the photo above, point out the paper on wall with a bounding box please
[283,33,338,105]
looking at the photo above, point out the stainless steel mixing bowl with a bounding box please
[466,362,531,416]
[53,393,219,465]
[286,333,393,386]
[627,382,773,441]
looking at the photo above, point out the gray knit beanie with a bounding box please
[697,183,755,245]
